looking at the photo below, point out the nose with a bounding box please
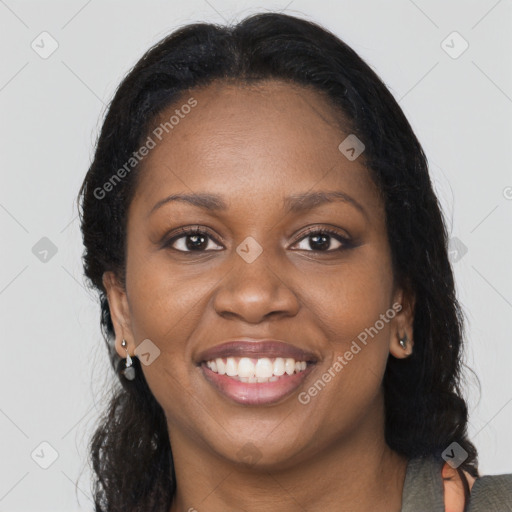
[212,246,300,324]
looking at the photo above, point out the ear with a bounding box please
[388,285,415,359]
[102,271,135,358]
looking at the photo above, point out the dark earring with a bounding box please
[121,339,136,380]
[399,334,408,350]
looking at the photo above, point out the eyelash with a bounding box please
[296,226,352,250]
[163,225,353,253]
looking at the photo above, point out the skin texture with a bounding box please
[103,80,416,512]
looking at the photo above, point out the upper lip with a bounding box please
[196,338,318,364]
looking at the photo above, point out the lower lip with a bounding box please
[200,363,315,405]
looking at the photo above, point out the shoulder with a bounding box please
[401,455,445,511]
[467,471,512,512]
[442,462,512,511]
[401,455,512,512]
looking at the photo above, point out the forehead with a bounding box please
[130,79,380,217]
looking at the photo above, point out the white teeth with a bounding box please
[255,358,273,379]
[238,357,255,378]
[225,357,237,376]
[216,358,226,375]
[205,356,309,379]
[273,358,285,376]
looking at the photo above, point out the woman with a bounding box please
[78,12,512,512]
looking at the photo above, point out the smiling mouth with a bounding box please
[203,356,309,383]
[195,339,318,405]
[199,356,316,405]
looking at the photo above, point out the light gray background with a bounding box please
[1,0,511,510]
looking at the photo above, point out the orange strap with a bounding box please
[442,461,477,511]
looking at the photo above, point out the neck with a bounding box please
[168,400,408,512]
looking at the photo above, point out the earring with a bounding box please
[121,339,136,380]
[399,334,408,350]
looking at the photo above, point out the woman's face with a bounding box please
[104,79,414,469]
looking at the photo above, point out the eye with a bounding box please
[164,226,223,252]
[163,225,352,253]
[291,227,351,252]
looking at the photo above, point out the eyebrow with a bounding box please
[149,190,367,218]
[284,190,367,218]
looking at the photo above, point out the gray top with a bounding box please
[400,455,512,512]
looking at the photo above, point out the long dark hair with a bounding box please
[77,12,479,511]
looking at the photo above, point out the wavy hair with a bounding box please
[77,12,479,511]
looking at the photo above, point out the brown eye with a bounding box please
[292,228,352,252]
[164,227,223,252]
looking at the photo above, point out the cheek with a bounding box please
[124,245,217,346]
[303,244,394,343]
[299,247,394,411]
[123,252,212,428]
[296,294,393,448]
